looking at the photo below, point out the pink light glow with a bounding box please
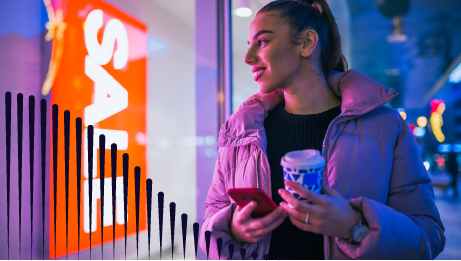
[430,99,445,115]
[437,157,445,166]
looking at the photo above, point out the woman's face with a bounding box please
[245,12,306,94]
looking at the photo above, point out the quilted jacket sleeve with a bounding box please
[199,147,261,260]
[335,113,446,259]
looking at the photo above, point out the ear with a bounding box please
[300,29,319,58]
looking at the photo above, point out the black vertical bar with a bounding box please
[64,111,70,259]
[135,167,141,260]
[170,202,176,260]
[239,248,246,260]
[52,104,58,259]
[228,243,234,260]
[17,93,23,259]
[146,179,153,260]
[123,153,129,259]
[158,192,164,259]
[181,214,187,260]
[76,117,82,259]
[5,92,11,259]
[217,237,223,260]
[193,223,199,260]
[111,144,117,260]
[205,230,211,260]
[87,125,94,259]
[99,134,105,260]
[40,99,47,260]
[28,95,35,261]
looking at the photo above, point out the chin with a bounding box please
[258,82,277,94]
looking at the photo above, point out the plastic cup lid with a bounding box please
[280,149,325,169]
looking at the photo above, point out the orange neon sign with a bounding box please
[49,0,147,258]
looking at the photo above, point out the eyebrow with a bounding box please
[247,30,274,44]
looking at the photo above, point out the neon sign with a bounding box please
[49,0,148,258]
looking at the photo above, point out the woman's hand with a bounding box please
[279,180,361,239]
[230,201,288,243]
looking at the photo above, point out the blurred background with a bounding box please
[0,0,460,259]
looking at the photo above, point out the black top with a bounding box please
[265,103,341,260]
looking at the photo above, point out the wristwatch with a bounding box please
[350,209,369,243]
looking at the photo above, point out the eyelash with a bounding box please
[247,39,268,50]
[258,39,268,47]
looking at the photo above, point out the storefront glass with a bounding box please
[98,0,197,259]
[231,0,267,111]
[0,0,197,259]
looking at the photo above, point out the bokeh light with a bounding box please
[399,111,407,120]
[417,116,427,128]
[414,127,426,138]
[437,157,445,166]
[423,161,430,170]
[234,7,252,17]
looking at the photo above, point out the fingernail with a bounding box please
[278,189,283,194]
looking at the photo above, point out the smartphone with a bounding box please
[227,188,277,218]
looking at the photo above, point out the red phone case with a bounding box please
[227,188,277,218]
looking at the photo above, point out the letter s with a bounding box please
[84,9,129,69]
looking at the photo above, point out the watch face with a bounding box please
[353,225,370,242]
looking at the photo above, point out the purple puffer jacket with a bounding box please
[199,70,445,260]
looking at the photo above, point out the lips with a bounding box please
[252,67,266,81]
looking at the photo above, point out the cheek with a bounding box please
[257,44,299,92]
[267,47,298,78]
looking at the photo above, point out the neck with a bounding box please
[282,69,341,115]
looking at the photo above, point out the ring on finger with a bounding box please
[304,212,310,224]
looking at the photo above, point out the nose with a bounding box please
[244,45,257,65]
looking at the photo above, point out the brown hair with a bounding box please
[258,0,348,75]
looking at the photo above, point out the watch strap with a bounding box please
[359,209,368,226]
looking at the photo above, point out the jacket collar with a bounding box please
[217,70,398,151]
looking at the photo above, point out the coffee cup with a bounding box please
[280,149,325,204]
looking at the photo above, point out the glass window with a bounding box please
[100,0,197,259]
[0,0,197,259]
[231,0,269,111]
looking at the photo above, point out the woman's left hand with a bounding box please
[279,180,361,239]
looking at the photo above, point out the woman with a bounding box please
[199,0,445,259]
